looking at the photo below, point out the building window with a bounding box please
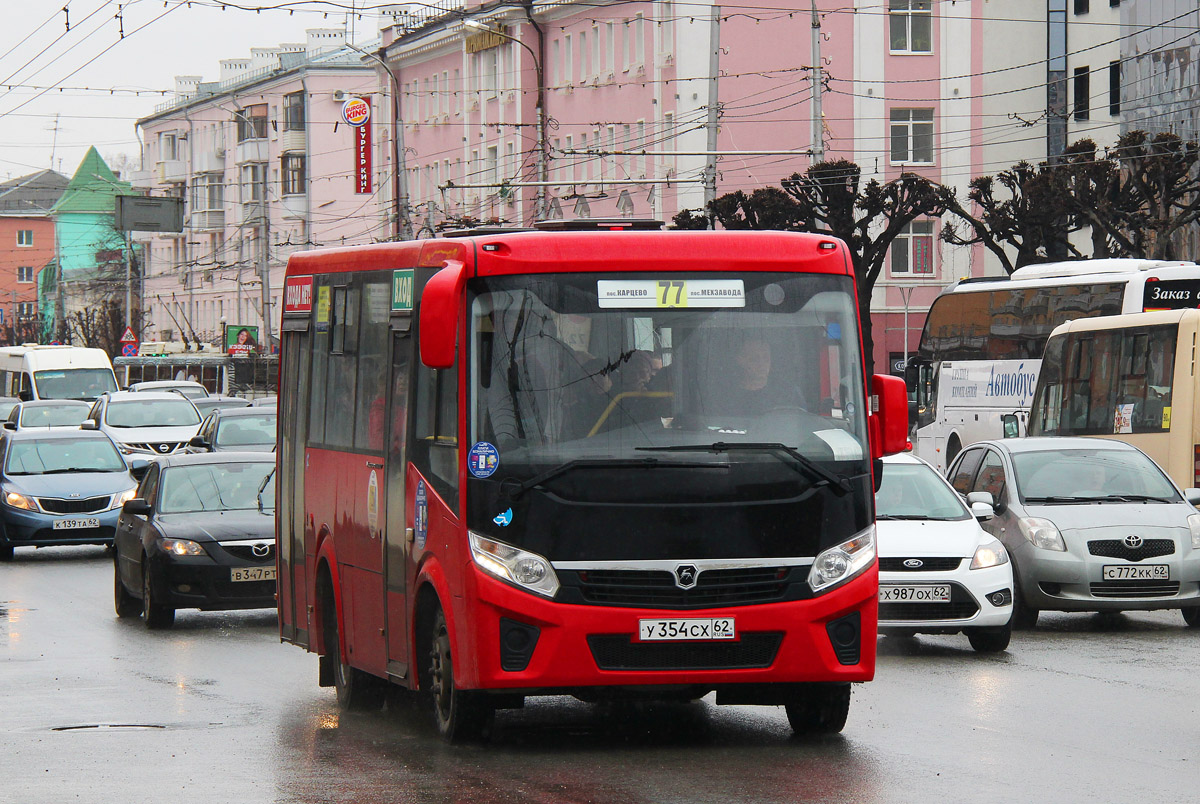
[242,164,265,202]
[236,104,268,142]
[284,92,305,131]
[1109,61,1121,116]
[281,154,306,195]
[17,302,36,319]
[159,132,178,161]
[890,108,934,164]
[192,173,224,211]
[889,0,932,53]
[1074,0,1089,13]
[891,220,935,275]
[1074,66,1090,121]
[17,266,34,283]
[16,230,32,247]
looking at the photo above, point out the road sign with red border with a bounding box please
[120,326,138,344]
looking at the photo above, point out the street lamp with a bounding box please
[344,41,413,240]
[463,19,547,220]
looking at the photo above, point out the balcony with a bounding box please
[191,210,226,231]
[193,148,227,174]
[236,139,269,165]
[280,194,308,220]
[280,128,306,153]
[129,169,154,190]
[156,160,187,184]
[241,200,266,225]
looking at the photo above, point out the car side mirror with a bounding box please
[1001,413,1020,439]
[2,421,14,431]
[969,501,995,521]
[80,420,99,431]
[1185,488,1200,507]
[188,435,211,450]
[128,459,151,480]
[17,390,32,402]
[122,498,152,516]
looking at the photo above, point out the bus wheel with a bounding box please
[427,606,493,742]
[114,560,139,618]
[1182,607,1200,627]
[785,683,850,736]
[323,596,385,711]
[945,435,962,467]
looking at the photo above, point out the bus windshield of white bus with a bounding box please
[33,369,118,401]
[1029,324,1176,436]
[466,272,873,561]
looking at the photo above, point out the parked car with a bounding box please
[248,396,277,408]
[190,395,251,416]
[86,391,203,456]
[0,429,142,561]
[5,399,91,430]
[187,407,277,453]
[875,453,1014,652]
[113,452,276,628]
[128,380,209,400]
[946,437,1200,628]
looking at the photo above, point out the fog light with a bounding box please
[825,611,861,666]
[499,618,540,672]
[988,588,1012,607]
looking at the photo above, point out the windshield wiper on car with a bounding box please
[636,442,852,496]
[875,514,930,520]
[501,457,727,500]
[41,467,115,474]
[1092,494,1175,503]
[1024,495,1101,504]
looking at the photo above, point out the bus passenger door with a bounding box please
[278,326,310,645]
[383,329,413,679]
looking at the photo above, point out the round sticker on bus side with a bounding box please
[468,442,499,478]
[366,470,379,533]
[414,480,428,551]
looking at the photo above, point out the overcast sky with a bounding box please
[1,1,387,182]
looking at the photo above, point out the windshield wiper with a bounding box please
[501,457,726,500]
[1093,494,1175,503]
[876,514,928,520]
[41,467,114,474]
[636,442,852,496]
[1024,495,1098,504]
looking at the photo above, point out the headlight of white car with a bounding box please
[469,531,559,598]
[1018,517,1066,551]
[807,527,875,594]
[970,539,1010,570]
[1188,514,1200,549]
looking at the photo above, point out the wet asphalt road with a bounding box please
[3,546,1199,804]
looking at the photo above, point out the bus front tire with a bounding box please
[427,606,493,742]
[785,683,850,736]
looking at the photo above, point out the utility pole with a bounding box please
[810,0,824,163]
[259,165,272,347]
[703,6,721,227]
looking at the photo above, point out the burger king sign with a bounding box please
[341,96,371,127]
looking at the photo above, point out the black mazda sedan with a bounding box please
[113,452,276,629]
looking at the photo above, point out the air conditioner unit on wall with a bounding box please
[332,89,348,102]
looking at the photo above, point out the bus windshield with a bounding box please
[467,272,872,561]
[34,369,118,400]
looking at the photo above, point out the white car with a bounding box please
[875,453,1014,653]
[85,391,203,456]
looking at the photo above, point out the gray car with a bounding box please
[946,437,1200,628]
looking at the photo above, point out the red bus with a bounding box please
[276,222,908,740]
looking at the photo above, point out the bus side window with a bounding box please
[949,448,984,495]
[19,373,33,401]
[411,358,458,510]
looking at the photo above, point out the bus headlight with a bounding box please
[1018,517,1066,551]
[808,527,875,594]
[469,531,559,599]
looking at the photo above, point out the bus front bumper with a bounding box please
[455,565,877,695]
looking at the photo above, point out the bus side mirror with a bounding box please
[1001,413,1020,439]
[869,374,909,459]
[418,260,466,370]
[17,389,32,402]
[903,361,918,392]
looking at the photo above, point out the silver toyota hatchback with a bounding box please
[946,437,1200,628]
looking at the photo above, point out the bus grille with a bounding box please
[38,496,111,514]
[1089,581,1180,598]
[878,557,963,572]
[878,583,980,621]
[587,632,783,671]
[1087,539,1175,562]
[570,567,793,608]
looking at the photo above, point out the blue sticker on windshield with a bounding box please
[826,322,842,341]
[468,441,499,478]
[493,508,513,527]
[414,480,428,551]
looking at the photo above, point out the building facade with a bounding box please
[0,170,66,343]
[133,29,381,346]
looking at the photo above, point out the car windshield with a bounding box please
[19,403,88,428]
[6,437,126,475]
[106,399,201,428]
[1013,448,1181,502]
[157,462,276,513]
[33,369,118,400]
[215,413,277,447]
[876,462,971,520]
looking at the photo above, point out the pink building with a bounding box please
[377,1,1015,373]
[132,30,380,345]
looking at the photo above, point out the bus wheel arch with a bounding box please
[946,434,962,467]
[316,558,385,710]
